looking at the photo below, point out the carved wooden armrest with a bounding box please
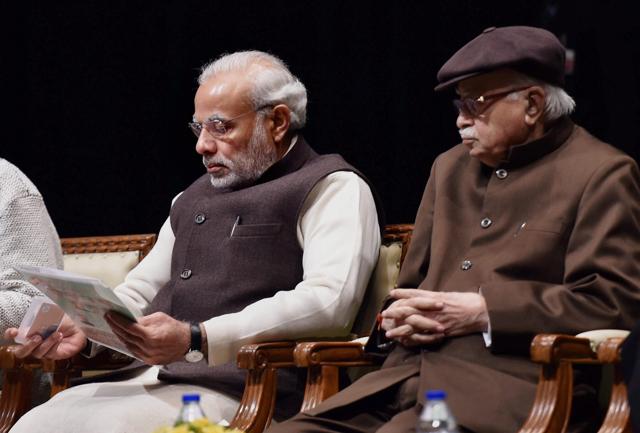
[0,346,52,433]
[594,337,629,433]
[293,340,380,412]
[294,340,376,367]
[520,334,599,433]
[230,341,296,433]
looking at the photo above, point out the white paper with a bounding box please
[15,264,142,359]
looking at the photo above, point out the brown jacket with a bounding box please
[308,118,640,432]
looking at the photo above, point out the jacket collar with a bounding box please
[501,116,575,169]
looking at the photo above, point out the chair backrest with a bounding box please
[61,234,156,288]
[350,224,413,338]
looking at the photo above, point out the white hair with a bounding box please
[507,71,576,122]
[198,51,307,130]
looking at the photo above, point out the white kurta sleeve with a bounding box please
[113,216,175,317]
[202,171,381,365]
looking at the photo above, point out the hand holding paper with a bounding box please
[4,314,87,360]
[105,311,191,365]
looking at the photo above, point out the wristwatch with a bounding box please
[184,323,204,363]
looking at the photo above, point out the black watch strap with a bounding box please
[190,323,202,352]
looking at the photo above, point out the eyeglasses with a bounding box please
[188,105,272,138]
[453,85,531,117]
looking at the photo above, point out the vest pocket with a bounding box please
[230,223,282,238]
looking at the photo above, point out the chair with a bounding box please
[0,225,414,433]
[0,234,156,433]
[519,330,630,433]
[294,323,630,433]
[227,224,414,433]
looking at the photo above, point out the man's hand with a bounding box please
[105,311,190,365]
[3,314,87,360]
[381,288,489,346]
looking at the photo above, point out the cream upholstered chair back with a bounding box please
[350,224,413,338]
[61,234,156,288]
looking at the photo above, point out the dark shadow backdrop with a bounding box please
[1,0,638,236]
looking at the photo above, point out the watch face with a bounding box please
[185,350,204,363]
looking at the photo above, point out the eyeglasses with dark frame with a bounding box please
[453,85,531,117]
[188,104,273,138]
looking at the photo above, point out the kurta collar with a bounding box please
[500,116,575,169]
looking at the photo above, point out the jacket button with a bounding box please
[480,217,492,228]
[195,213,206,224]
[495,169,508,179]
[180,269,192,279]
[461,260,472,271]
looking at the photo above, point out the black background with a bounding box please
[1,1,638,237]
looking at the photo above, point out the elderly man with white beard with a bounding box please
[5,50,382,433]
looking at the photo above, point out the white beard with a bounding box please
[203,117,279,189]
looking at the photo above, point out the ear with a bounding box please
[268,104,291,144]
[524,86,545,126]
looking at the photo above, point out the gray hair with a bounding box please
[198,51,307,130]
[507,71,575,122]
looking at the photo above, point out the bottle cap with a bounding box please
[182,393,201,402]
[426,389,446,400]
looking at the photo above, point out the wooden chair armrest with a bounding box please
[520,334,599,433]
[0,346,38,433]
[595,337,630,433]
[294,341,377,368]
[529,333,598,364]
[230,341,296,433]
[293,341,380,413]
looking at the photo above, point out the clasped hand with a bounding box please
[381,288,489,347]
[4,311,191,366]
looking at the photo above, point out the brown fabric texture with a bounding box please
[273,118,640,433]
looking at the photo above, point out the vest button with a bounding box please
[194,213,206,224]
[180,269,192,279]
[495,169,508,179]
[480,217,492,228]
[461,260,472,271]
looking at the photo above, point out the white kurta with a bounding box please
[10,169,380,433]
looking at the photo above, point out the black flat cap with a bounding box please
[435,26,566,91]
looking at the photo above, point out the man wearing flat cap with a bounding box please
[266,26,640,433]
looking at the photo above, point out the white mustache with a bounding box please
[203,154,232,168]
[459,127,477,140]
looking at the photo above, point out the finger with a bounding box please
[381,305,422,320]
[105,313,146,338]
[380,317,397,332]
[385,323,414,339]
[403,314,445,333]
[8,335,43,358]
[390,288,435,299]
[32,332,63,358]
[400,297,445,311]
[110,324,146,347]
[401,332,445,346]
[4,328,18,340]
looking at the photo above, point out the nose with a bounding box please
[195,131,217,156]
[456,110,474,130]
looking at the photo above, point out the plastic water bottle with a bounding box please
[417,390,460,433]
[175,393,207,426]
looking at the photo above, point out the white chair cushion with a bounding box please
[350,241,403,337]
[63,251,139,288]
[576,329,630,352]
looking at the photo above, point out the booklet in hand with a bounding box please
[15,264,142,359]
